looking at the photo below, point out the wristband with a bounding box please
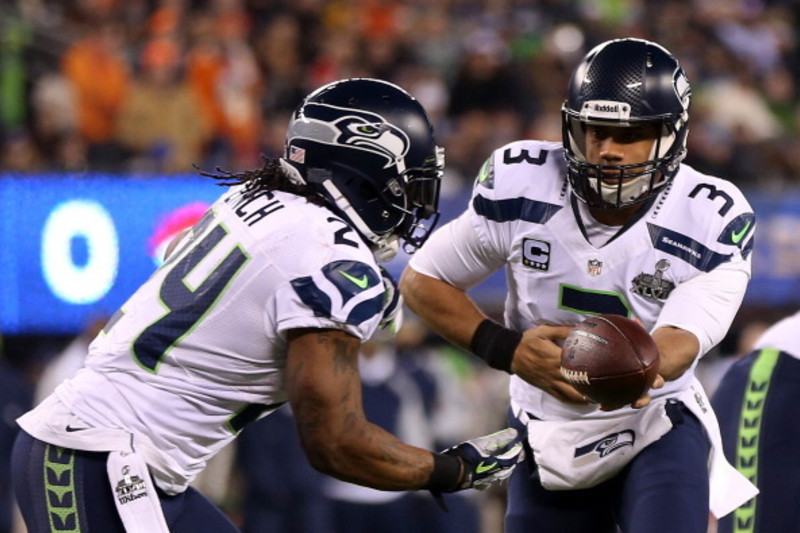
[424,452,463,493]
[469,319,521,373]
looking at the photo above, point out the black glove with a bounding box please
[442,427,525,491]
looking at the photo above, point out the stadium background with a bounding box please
[1,0,799,531]
[3,0,799,356]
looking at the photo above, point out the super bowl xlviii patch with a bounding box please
[631,259,675,301]
[522,238,551,271]
[573,430,635,467]
[115,465,148,504]
[587,259,602,277]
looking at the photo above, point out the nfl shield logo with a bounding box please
[587,259,603,276]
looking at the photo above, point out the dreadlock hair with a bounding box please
[197,156,329,207]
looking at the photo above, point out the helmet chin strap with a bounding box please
[590,175,651,205]
[373,236,400,263]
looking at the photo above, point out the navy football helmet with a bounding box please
[562,38,691,209]
[282,78,443,261]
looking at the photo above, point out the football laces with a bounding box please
[560,367,590,385]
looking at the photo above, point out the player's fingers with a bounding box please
[651,374,666,389]
[630,394,652,409]
[553,381,590,404]
[535,324,573,341]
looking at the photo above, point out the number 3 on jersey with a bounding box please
[132,222,250,372]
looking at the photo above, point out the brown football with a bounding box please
[560,314,660,408]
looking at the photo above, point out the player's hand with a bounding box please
[597,374,665,411]
[511,325,588,404]
[623,374,666,410]
[441,428,525,491]
[378,267,403,333]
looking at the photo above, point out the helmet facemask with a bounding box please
[563,114,687,209]
[395,146,443,254]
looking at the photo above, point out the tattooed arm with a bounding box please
[285,327,439,490]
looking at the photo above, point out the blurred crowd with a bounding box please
[1,0,799,195]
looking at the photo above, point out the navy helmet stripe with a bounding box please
[647,223,733,272]
[473,195,562,224]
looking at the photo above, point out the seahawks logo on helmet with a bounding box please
[673,68,691,110]
[289,103,410,170]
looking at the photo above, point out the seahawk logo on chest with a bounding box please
[631,259,675,301]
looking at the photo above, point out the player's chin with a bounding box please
[598,173,623,185]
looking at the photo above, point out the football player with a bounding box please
[401,38,758,532]
[11,78,523,533]
[713,311,800,533]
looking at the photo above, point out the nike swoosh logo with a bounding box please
[475,461,497,474]
[65,425,88,432]
[338,270,369,289]
[731,221,751,244]
[478,159,491,183]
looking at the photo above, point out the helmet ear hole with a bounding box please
[283,78,443,258]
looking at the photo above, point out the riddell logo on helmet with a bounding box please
[593,104,619,113]
[581,100,630,120]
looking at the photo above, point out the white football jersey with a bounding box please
[411,140,755,420]
[24,185,386,492]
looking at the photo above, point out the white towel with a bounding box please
[17,394,171,532]
[107,449,170,533]
[522,399,673,491]
[513,379,759,519]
